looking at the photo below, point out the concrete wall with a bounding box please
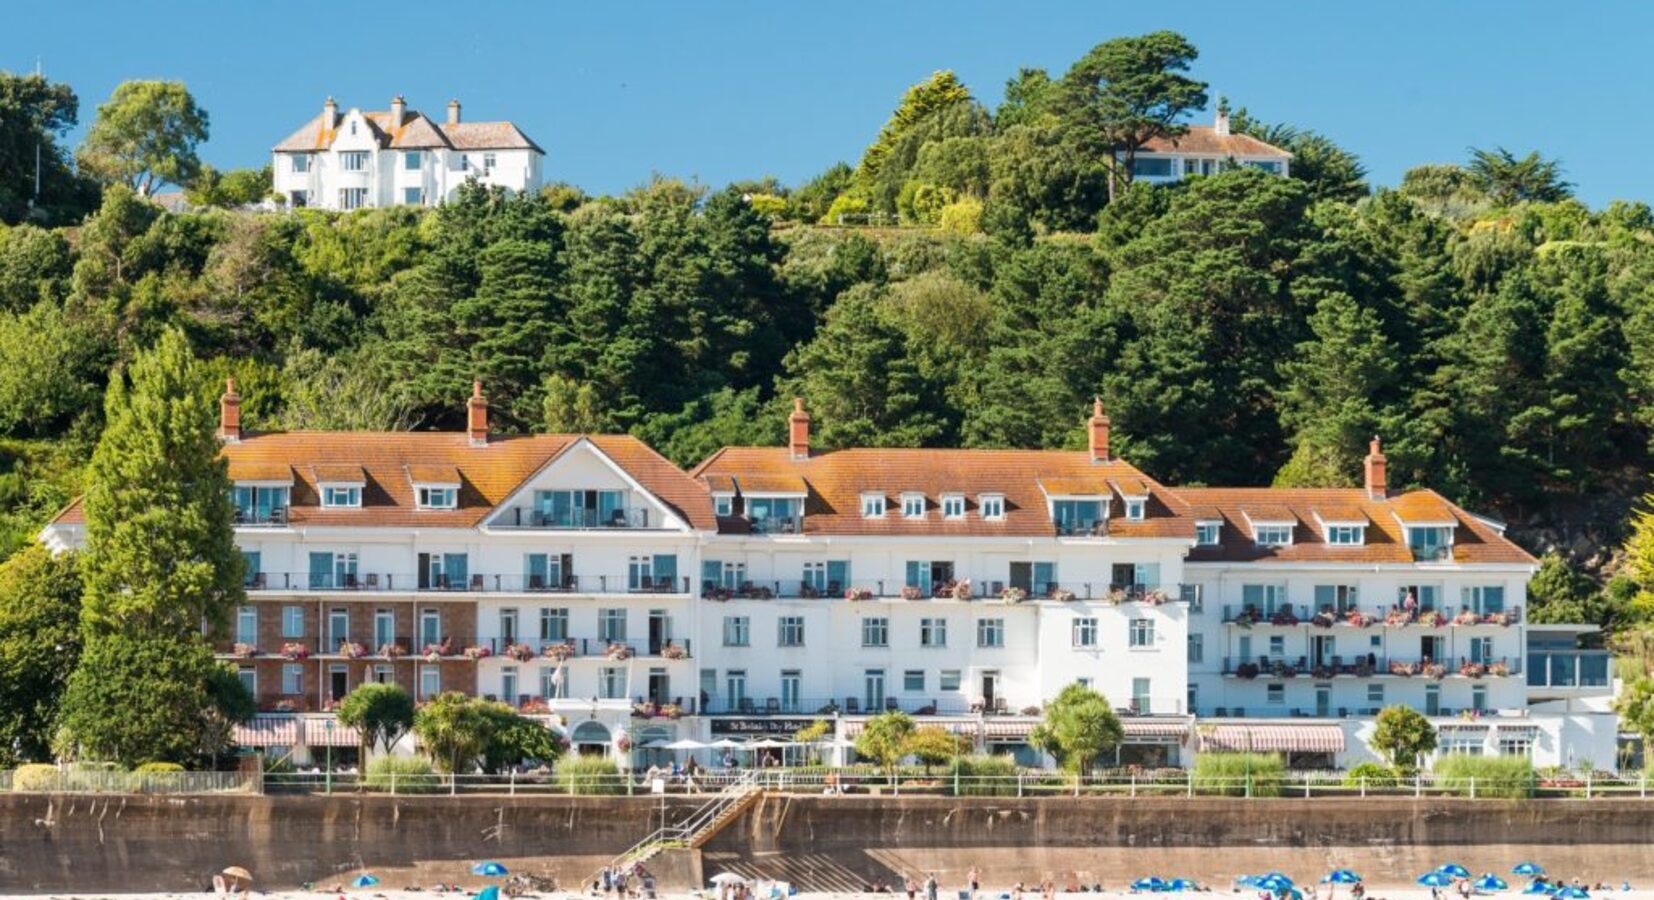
[6,793,1654,893]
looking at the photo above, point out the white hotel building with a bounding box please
[41,388,1619,770]
[271,96,544,211]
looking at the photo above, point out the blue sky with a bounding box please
[6,1,1647,206]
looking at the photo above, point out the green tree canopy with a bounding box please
[0,71,97,224]
[854,709,915,781]
[1370,704,1437,771]
[1467,147,1573,206]
[337,683,417,756]
[77,80,210,196]
[1028,683,1123,776]
[0,544,81,765]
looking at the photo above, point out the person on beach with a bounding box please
[925,872,939,900]
[907,875,919,900]
[969,866,981,899]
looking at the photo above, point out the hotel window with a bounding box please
[541,666,565,699]
[537,607,568,642]
[599,667,625,699]
[290,190,308,207]
[403,187,423,205]
[979,494,1005,520]
[777,616,805,647]
[419,609,442,647]
[1187,633,1203,663]
[860,493,886,517]
[1130,157,1173,177]
[1468,636,1493,664]
[722,616,749,647]
[417,486,457,509]
[321,485,361,508]
[1242,583,1290,615]
[403,150,422,170]
[501,666,518,705]
[628,554,677,591]
[461,154,470,171]
[281,664,303,695]
[941,494,966,519]
[282,606,304,638]
[781,670,801,711]
[483,152,498,172]
[903,670,925,692]
[1497,733,1533,757]
[1367,684,1384,705]
[499,608,518,645]
[1472,684,1488,712]
[232,484,289,524]
[235,607,257,646]
[339,188,368,210]
[1132,677,1151,714]
[1425,683,1441,716]
[901,493,926,519]
[1266,684,1285,705]
[1182,583,1204,611]
[374,610,395,649]
[1441,734,1482,756]
[976,618,1005,648]
[1325,525,1365,546]
[713,495,733,516]
[1398,584,1441,611]
[290,153,310,173]
[939,669,962,691]
[238,668,257,695]
[862,617,889,648]
[1269,635,1285,656]
[1124,498,1146,520]
[598,608,627,643]
[1072,617,1098,648]
[327,608,349,646]
[919,617,947,648]
[1313,584,1360,614]
[1196,521,1221,545]
[725,670,747,706]
[1129,618,1154,647]
[1462,585,1506,615]
[1183,158,1205,176]
[341,151,367,171]
[1254,524,1293,546]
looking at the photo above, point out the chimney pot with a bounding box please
[467,380,488,446]
[219,378,242,443]
[390,94,405,129]
[1088,397,1111,463]
[324,96,337,122]
[788,397,811,460]
[1364,436,1388,500]
[447,98,461,125]
[1214,107,1231,137]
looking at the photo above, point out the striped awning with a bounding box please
[301,718,362,747]
[843,719,980,738]
[235,716,299,747]
[982,720,1034,740]
[1201,724,1344,754]
[1123,719,1192,740]
[1438,722,1491,732]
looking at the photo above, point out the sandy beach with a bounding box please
[12,890,1649,900]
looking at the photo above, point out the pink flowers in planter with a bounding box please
[606,642,634,661]
[504,642,535,663]
[844,587,874,601]
[543,641,576,661]
[660,642,687,660]
[338,641,368,659]
[379,642,406,659]
[999,586,1028,605]
[463,645,492,660]
[900,585,924,601]
[281,642,310,660]
[232,642,258,658]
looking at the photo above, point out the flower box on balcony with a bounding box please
[1423,662,1447,680]
[606,643,634,661]
[543,641,576,661]
[379,642,406,659]
[899,586,924,601]
[999,586,1029,605]
[339,641,368,659]
[281,642,310,660]
[1418,610,1446,628]
[1459,661,1486,678]
[1270,610,1299,626]
[1050,589,1077,603]
[504,642,535,663]
[1489,660,1510,677]
[1345,610,1375,628]
[463,645,492,660]
[1453,610,1481,626]
[844,587,874,601]
[950,580,973,601]
[1389,660,1416,677]
[660,642,687,660]
[232,643,258,658]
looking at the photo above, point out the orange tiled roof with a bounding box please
[1037,476,1112,496]
[691,447,1194,539]
[1175,487,1534,565]
[227,461,294,482]
[273,108,541,153]
[1141,126,1292,158]
[1109,477,1150,498]
[1312,504,1368,525]
[406,464,461,485]
[737,474,809,494]
[1390,492,1457,524]
[311,464,365,484]
[1240,504,1296,524]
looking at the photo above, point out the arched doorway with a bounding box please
[571,720,612,756]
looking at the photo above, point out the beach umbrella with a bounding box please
[477,886,500,900]
[748,738,791,749]
[710,873,749,886]
[1258,875,1295,892]
[471,861,509,876]
[1514,865,1546,877]
[350,874,380,888]
[1326,870,1362,885]
[1441,865,1472,879]
[1167,880,1199,892]
[1476,876,1510,892]
[1522,884,1554,895]
[1553,889,1589,900]
[664,738,707,750]
[709,739,746,749]
[1265,873,1296,887]
[1237,876,1264,889]
[641,739,672,749]
[1419,873,1455,888]
[1132,877,1168,892]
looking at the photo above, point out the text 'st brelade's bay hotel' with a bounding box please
[39,384,1619,770]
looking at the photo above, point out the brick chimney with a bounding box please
[1088,397,1110,463]
[1214,103,1231,137]
[390,94,405,129]
[323,96,337,125]
[1364,436,1388,500]
[788,397,811,460]
[219,378,242,444]
[447,98,461,125]
[467,380,488,446]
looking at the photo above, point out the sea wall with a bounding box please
[4,793,1654,893]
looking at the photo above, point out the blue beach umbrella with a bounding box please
[1476,876,1511,892]
[1441,865,1472,879]
[1514,865,1546,877]
[1265,872,1296,886]
[1167,880,1199,892]
[471,862,509,876]
[1522,884,1554,896]
[1420,873,1456,888]
[1238,877,1264,889]
[1132,877,1169,892]
[1553,889,1589,900]
[477,887,501,900]
[1256,877,1292,893]
[350,875,379,888]
[1326,870,1362,885]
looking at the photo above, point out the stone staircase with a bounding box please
[590,772,762,884]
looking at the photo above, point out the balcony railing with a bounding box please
[234,507,288,527]
[244,572,691,595]
[493,506,659,529]
[1054,519,1109,537]
[1527,650,1611,688]
[1411,545,1453,562]
[746,515,805,535]
[1221,603,1522,627]
[217,635,692,661]
[704,579,1185,604]
[1221,655,1520,679]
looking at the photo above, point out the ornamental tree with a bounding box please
[905,725,972,773]
[0,545,82,765]
[77,80,209,196]
[1370,704,1437,772]
[855,710,916,783]
[337,683,416,758]
[1028,683,1123,778]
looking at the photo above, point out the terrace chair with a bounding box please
[528,573,546,591]
[364,573,379,590]
[765,697,781,714]
[885,697,899,712]
[992,697,1007,715]
[738,697,756,714]
[845,697,860,714]
[249,572,267,590]
[827,580,842,597]
[654,575,674,593]
[1214,706,1228,717]
[343,573,360,590]
[1338,707,1349,718]
[469,574,485,592]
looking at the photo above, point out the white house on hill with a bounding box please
[272,96,544,211]
[1129,108,1292,183]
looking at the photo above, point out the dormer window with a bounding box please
[979,494,1005,520]
[322,485,362,508]
[860,493,886,518]
[1325,525,1365,546]
[901,493,926,519]
[713,494,733,516]
[941,494,966,519]
[417,486,457,510]
[1253,525,1293,547]
[1195,521,1221,546]
[1124,499,1146,521]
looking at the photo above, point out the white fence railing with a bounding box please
[3,769,259,795]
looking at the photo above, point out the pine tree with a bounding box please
[0,545,81,764]
[1273,292,1398,486]
[454,237,562,429]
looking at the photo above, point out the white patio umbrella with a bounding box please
[663,738,707,750]
[710,873,749,886]
[640,739,672,749]
[816,737,857,748]
[709,738,746,749]
[747,738,790,749]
